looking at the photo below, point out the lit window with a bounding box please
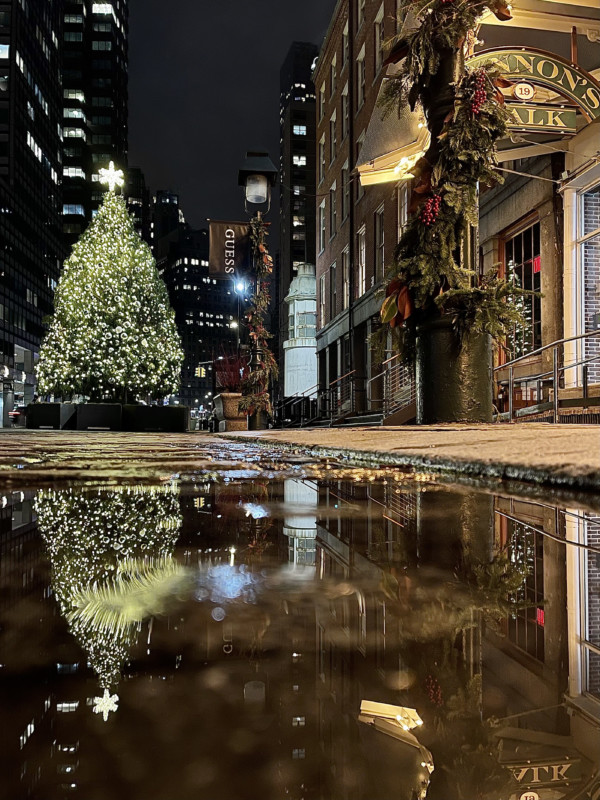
[292,716,306,727]
[64,89,85,102]
[292,748,305,759]
[64,108,86,120]
[64,31,82,41]
[0,43,9,59]
[292,124,307,136]
[62,205,85,216]
[63,127,86,140]
[63,167,86,179]
[92,3,115,14]
[292,155,306,167]
[57,702,79,712]
[92,40,112,50]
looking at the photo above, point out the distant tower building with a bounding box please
[62,0,129,248]
[0,0,63,425]
[154,196,238,412]
[283,263,317,397]
[125,166,152,244]
[278,42,318,395]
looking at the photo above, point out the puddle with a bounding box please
[1,467,599,799]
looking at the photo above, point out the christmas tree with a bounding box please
[36,163,183,402]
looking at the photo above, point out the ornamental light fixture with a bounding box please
[237,151,278,213]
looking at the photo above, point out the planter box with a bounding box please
[76,403,122,431]
[214,393,245,423]
[26,403,76,430]
[122,404,190,432]
[416,317,492,424]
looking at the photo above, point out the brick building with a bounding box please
[313,0,405,415]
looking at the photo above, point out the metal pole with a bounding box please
[553,346,559,423]
[508,366,514,422]
[582,364,588,406]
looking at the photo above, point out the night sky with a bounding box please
[128,0,337,232]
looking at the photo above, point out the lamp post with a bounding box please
[237,151,278,431]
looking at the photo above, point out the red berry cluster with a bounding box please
[471,70,487,114]
[425,674,443,706]
[420,194,441,226]
[440,0,454,5]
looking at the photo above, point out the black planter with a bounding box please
[26,403,76,430]
[122,404,190,432]
[415,317,493,424]
[247,410,268,431]
[76,403,122,431]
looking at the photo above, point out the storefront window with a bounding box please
[504,222,542,358]
[578,185,600,383]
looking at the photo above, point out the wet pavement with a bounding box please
[0,431,599,799]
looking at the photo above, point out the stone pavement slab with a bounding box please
[222,424,600,492]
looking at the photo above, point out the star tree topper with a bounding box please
[93,688,119,721]
[99,160,124,193]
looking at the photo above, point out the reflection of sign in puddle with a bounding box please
[508,758,581,788]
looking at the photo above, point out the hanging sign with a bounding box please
[507,103,577,133]
[468,47,600,120]
[208,220,251,277]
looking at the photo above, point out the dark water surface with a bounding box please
[1,454,599,800]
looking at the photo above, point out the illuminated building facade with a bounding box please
[278,42,318,384]
[61,0,129,248]
[0,0,63,426]
[155,198,238,412]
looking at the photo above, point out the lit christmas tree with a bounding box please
[36,163,183,402]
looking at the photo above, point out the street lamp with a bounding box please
[237,150,278,431]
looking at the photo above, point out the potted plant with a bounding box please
[378,0,532,423]
[213,354,248,431]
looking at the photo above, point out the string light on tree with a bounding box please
[36,166,184,402]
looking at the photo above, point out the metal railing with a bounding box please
[367,354,415,420]
[275,382,320,427]
[327,370,356,423]
[494,330,600,422]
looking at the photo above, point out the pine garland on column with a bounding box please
[238,217,278,417]
[379,0,533,354]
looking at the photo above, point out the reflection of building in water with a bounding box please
[0,490,55,798]
[282,479,318,567]
[487,497,600,798]
[315,479,435,799]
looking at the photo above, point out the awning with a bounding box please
[356,66,430,186]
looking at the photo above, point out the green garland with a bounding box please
[238,217,278,417]
[380,0,534,357]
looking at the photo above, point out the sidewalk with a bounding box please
[0,425,598,493]
[222,423,600,492]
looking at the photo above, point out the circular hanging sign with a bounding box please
[519,793,540,800]
[513,82,536,101]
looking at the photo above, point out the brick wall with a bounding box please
[582,186,600,383]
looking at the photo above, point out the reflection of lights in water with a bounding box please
[92,688,119,722]
[196,564,259,604]
[211,607,226,621]
[242,503,270,519]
